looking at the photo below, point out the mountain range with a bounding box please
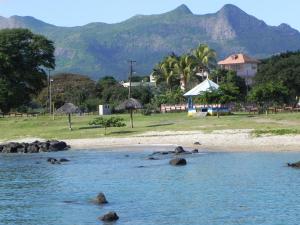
[1,4,300,80]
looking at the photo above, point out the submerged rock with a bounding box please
[148,157,159,160]
[59,158,70,162]
[288,161,300,168]
[192,149,199,153]
[169,158,187,166]
[95,192,108,204]
[100,211,119,222]
[47,158,61,165]
[174,146,185,154]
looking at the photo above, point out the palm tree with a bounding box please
[173,54,196,91]
[151,54,179,90]
[193,44,217,78]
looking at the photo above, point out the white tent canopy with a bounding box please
[184,78,219,97]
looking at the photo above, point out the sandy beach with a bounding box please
[1,129,300,152]
[64,129,300,152]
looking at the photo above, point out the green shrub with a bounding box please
[89,116,126,135]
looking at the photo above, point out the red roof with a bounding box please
[218,53,260,65]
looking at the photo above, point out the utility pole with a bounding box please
[128,60,136,99]
[48,69,52,115]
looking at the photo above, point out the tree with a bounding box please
[193,44,217,74]
[37,73,97,112]
[89,116,126,135]
[0,29,55,113]
[255,51,300,105]
[151,54,180,90]
[173,54,196,91]
[248,81,290,114]
[211,69,247,102]
[96,76,118,98]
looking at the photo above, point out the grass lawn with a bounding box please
[0,112,300,141]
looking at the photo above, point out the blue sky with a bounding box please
[1,0,300,30]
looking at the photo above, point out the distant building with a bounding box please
[218,53,260,84]
[120,80,156,88]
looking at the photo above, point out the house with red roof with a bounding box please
[218,53,260,84]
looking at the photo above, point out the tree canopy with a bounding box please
[255,51,300,105]
[37,73,97,112]
[0,28,55,113]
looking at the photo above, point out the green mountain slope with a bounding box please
[1,4,300,80]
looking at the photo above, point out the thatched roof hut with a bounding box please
[117,98,142,128]
[116,98,143,111]
[56,103,81,114]
[55,103,81,131]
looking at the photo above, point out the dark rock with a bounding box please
[49,141,68,151]
[59,158,70,162]
[39,142,50,152]
[0,140,69,154]
[47,157,60,164]
[169,158,187,166]
[192,149,199,153]
[100,212,119,222]
[288,161,300,168]
[148,157,159,160]
[96,192,108,204]
[2,142,18,153]
[27,144,39,153]
[174,146,185,154]
[194,142,201,145]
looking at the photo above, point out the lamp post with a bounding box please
[48,69,53,115]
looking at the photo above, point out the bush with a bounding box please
[89,116,126,135]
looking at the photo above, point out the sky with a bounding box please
[0,0,300,30]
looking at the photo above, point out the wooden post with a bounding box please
[68,113,72,131]
[130,109,133,128]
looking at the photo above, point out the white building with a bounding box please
[218,53,260,84]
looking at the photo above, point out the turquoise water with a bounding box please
[1,148,300,225]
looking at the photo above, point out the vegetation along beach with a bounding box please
[0,1,300,225]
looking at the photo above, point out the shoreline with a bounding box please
[64,130,300,152]
[1,130,300,152]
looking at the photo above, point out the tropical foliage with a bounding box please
[255,51,300,105]
[151,44,217,91]
[0,29,55,113]
[249,82,290,113]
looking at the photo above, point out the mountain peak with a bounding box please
[170,4,193,15]
[218,4,245,15]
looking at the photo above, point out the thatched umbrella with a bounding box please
[56,103,81,130]
[117,98,142,128]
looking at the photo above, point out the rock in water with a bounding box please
[59,158,70,162]
[169,158,187,166]
[96,192,108,204]
[192,149,199,153]
[47,157,60,164]
[49,141,68,151]
[174,146,185,154]
[148,157,159,160]
[0,140,69,154]
[100,211,119,222]
[287,161,300,168]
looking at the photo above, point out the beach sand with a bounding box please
[1,130,299,152]
[64,130,300,152]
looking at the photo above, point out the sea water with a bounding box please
[1,148,300,225]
